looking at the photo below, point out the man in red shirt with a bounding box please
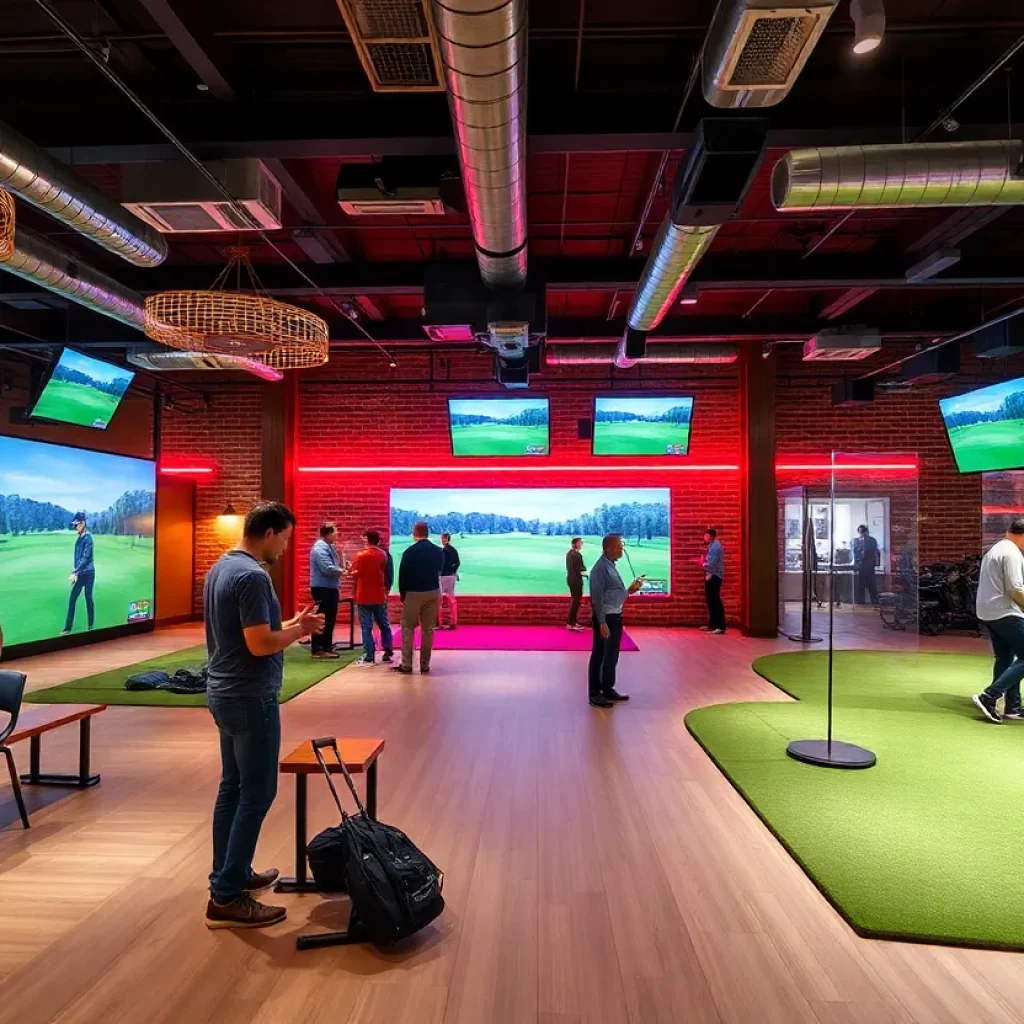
[348,529,394,666]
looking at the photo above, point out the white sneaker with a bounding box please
[354,656,375,667]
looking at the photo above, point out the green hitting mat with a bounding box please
[25,643,359,707]
[685,649,1024,950]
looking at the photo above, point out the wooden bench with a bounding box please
[275,737,385,894]
[10,703,106,788]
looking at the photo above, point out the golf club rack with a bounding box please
[879,554,981,636]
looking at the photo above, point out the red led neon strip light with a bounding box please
[159,466,215,474]
[299,464,740,473]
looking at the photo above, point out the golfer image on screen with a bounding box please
[62,512,95,634]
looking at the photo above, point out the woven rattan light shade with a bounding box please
[254,337,330,370]
[0,188,14,262]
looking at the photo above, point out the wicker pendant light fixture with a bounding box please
[144,246,329,369]
[0,187,14,262]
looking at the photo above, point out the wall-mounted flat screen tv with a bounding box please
[939,377,1024,473]
[0,435,156,647]
[592,396,694,456]
[29,348,135,430]
[447,398,549,457]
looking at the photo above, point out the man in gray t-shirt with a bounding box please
[204,501,323,930]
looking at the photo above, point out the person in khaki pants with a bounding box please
[393,521,442,675]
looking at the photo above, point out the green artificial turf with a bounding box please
[24,643,358,707]
[450,422,549,456]
[685,649,1024,950]
[390,533,670,595]
[947,418,1024,473]
[592,421,690,455]
[0,533,154,646]
[32,379,121,428]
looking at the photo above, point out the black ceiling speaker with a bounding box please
[623,327,647,360]
[973,319,1024,359]
[832,377,875,407]
[496,355,530,389]
[901,345,960,383]
[577,417,593,440]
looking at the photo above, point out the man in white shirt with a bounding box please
[972,518,1024,723]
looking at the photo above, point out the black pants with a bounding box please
[567,578,583,626]
[704,574,725,631]
[64,572,95,632]
[855,566,879,606]
[310,587,339,652]
[589,613,623,699]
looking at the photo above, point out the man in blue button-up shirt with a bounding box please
[702,528,726,634]
[309,522,343,658]
[588,533,644,707]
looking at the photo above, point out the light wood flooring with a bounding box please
[2,621,1021,1024]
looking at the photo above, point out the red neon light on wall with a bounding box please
[776,462,918,473]
[159,466,215,475]
[983,506,1024,516]
[298,463,741,473]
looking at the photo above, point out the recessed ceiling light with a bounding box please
[196,82,210,92]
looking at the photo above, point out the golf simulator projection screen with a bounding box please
[592,396,693,456]
[390,487,670,595]
[940,377,1024,473]
[29,348,135,430]
[447,398,549,457]
[0,436,156,647]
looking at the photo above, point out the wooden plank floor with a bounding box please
[2,622,1021,1024]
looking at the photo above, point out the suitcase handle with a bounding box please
[310,737,368,821]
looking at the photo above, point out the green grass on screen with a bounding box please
[0,532,154,646]
[592,421,690,455]
[450,422,548,457]
[947,419,1024,473]
[686,650,1024,949]
[32,379,121,428]
[392,533,669,595]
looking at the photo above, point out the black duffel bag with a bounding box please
[306,737,444,945]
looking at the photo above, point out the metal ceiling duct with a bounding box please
[0,120,167,267]
[0,227,145,328]
[547,343,738,366]
[431,0,527,289]
[772,141,1024,211]
[702,0,840,109]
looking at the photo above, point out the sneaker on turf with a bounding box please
[312,651,340,660]
[205,893,286,930]
[354,656,374,667]
[243,867,280,893]
[973,693,1002,723]
[1004,707,1024,720]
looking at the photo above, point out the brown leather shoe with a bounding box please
[242,867,280,893]
[205,893,287,929]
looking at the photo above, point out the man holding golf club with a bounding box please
[62,512,95,635]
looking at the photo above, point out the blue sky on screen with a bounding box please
[58,348,135,390]
[392,487,669,521]
[595,396,692,417]
[0,436,154,511]
[940,377,1024,417]
[449,398,548,421]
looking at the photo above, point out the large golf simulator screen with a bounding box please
[593,396,693,456]
[390,487,670,595]
[30,348,135,430]
[0,436,156,647]
[448,398,549,457]
[940,377,1024,473]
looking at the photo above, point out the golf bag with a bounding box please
[306,737,445,945]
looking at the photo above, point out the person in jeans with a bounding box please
[393,521,442,675]
[972,518,1024,723]
[204,501,324,929]
[588,533,644,708]
[438,532,461,630]
[565,536,587,631]
[349,529,393,666]
[62,513,96,635]
[701,528,726,634]
[852,524,880,606]
[309,521,343,659]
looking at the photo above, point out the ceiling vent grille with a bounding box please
[336,0,445,92]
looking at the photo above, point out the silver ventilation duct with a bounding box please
[547,343,738,366]
[0,121,167,267]
[772,141,1024,211]
[0,228,145,328]
[432,0,527,289]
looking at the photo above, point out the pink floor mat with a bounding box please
[388,624,639,652]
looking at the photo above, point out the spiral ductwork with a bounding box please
[0,119,167,267]
[0,227,145,328]
[546,342,738,366]
[432,0,527,289]
[772,141,1024,211]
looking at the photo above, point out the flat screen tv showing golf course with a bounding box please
[0,435,156,647]
[390,487,670,595]
[29,348,135,430]
[592,396,694,456]
[447,398,549,457]
[939,377,1024,473]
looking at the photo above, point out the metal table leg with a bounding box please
[21,718,100,787]
[366,760,377,820]
[275,774,318,894]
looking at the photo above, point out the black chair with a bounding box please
[0,670,30,829]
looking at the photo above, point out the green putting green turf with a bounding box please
[450,422,549,456]
[0,532,154,646]
[390,533,669,595]
[24,642,359,707]
[947,418,1024,473]
[592,421,690,455]
[31,379,121,428]
[685,649,1024,950]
